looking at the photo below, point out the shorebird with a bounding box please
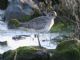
[20,11,57,33]
[20,11,57,47]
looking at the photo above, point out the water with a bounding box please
[0,10,59,54]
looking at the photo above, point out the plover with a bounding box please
[20,11,57,32]
[20,11,57,47]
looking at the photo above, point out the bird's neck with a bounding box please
[47,16,55,20]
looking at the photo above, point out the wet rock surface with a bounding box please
[4,0,36,22]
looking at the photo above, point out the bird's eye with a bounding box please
[51,14,54,16]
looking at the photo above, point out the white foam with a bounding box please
[0,33,59,54]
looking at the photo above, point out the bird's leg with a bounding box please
[37,32,42,48]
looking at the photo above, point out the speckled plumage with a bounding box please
[21,11,57,32]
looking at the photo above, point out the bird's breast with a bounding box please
[46,19,54,31]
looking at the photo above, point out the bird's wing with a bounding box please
[25,16,50,30]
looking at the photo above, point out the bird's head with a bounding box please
[47,11,57,18]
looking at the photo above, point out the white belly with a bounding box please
[45,19,54,31]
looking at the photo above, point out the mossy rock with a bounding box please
[52,48,80,60]
[52,40,80,60]
[3,50,15,60]
[0,54,2,60]
[50,22,65,32]
[21,15,31,22]
[3,46,50,60]
[16,47,38,60]
[50,21,74,33]
[18,9,41,22]
[2,47,38,60]
[16,46,49,60]
[56,40,78,51]
[8,19,20,29]
[0,0,8,10]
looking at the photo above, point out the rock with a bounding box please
[4,0,34,22]
[0,41,7,46]
[3,50,15,60]
[3,47,50,60]
[34,50,50,60]
[0,54,2,60]
[52,40,80,60]
[20,0,39,9]
[12,35,25,40]
[12,35,31,40]
[16,47,50,60]
[8,19,20,29]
